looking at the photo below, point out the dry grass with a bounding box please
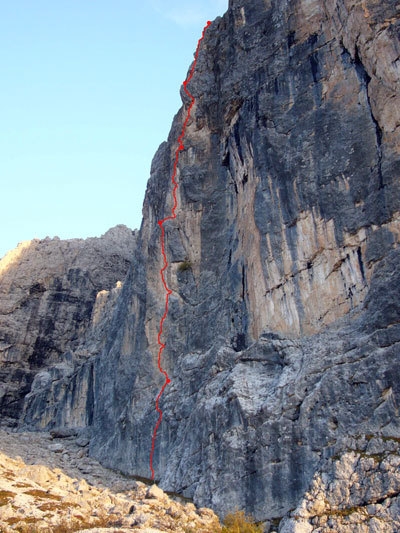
[24,489,62,500]
[0,489,16,506]
[221,510,263,533]
[4,514,119,533]
[37,500,79,512]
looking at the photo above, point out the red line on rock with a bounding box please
[149,21,212,481]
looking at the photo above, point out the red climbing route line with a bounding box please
[150,20,212,481]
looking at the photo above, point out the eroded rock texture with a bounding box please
[0,225,136,427]
[0,0,399,529]
[280,437,400,532]
[87,0,400,523]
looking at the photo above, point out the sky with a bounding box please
[0,0,228,259]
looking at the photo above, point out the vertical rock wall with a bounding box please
[88,0,400,523]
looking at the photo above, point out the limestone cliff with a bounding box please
[0,225,136,426]
[0,0,399,530]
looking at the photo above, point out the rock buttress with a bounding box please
[89,0,400,524]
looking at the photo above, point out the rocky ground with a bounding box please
[280,436,400,533]
[0,429,221,532]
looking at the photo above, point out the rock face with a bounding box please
[0,0,399,529]
[280,437,400,532]
[0,225,136,426]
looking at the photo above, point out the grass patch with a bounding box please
[5,515,118,533]
[329,505,367,518]
[24,489,62,500]
[222,510,263,533]
[358,451,386,463]
[178,260,192,272]
[0,489,16,506]
[6,517,21,526]
[38,501,79,512]
[4,471,17,481]
[382,436,400,444]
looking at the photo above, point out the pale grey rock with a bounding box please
[76,436,90,447]
[280,438,400,532]
[50,427,78,439]
[0,225,136,425]
[48,442,64,453]
[146,484,166,500]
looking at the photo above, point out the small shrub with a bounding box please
[178,259,192,272]
[222,510,263,533]
[270,517,282,530]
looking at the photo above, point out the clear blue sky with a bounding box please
[0,0,227,259]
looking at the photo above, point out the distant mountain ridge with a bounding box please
[0,225,136,425]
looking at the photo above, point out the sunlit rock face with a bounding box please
[0,430,221,533]
[279,438,400,532]
[88,0,399,522]
[1,0,399,528]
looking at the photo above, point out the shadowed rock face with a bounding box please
[0,226,136,426]
[88,0,400,518]
[0,0,399,528]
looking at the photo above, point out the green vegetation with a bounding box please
[221,510,263,533]
[329,505,367,518]
[178,259,192,272]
